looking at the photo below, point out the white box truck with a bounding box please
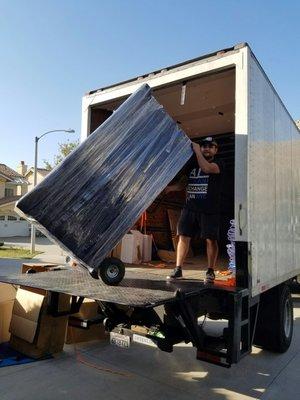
[1,43,298,367]
[79,43,300,366]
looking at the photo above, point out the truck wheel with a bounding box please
[253,284,293,353]
[98,257,125,286]
[289,276,300,294]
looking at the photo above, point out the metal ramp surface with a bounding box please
[0,268,238,308]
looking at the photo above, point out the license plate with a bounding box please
[132,334,157,347]
[110,332,131,348]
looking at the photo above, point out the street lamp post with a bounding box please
[30,129,75,254]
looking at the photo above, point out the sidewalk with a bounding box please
[0,236,67,274]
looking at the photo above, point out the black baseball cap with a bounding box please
[200,136,218,147]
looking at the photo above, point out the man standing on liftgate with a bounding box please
[165,137,224,284]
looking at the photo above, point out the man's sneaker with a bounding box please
[167,267,183,280]
[204,268,215,284]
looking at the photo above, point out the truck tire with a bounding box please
[253,283,293,353]
[289,276,300,294]
[98,257,125,286]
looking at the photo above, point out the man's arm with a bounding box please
[192,142,220,174]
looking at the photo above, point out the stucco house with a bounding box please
[0,162,29,237]
[0,161,50,237]
[25,167,50,192]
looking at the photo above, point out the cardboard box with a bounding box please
[142,234,152,262]
[0,283,17,343]
[65,299,106,344]
[120,230,152,264]
[111,241,122,259]
[121,230,143,264]
[21,263,59,296]
[9,288,70,359]
[10,288,44,343]
[22,263,58,274]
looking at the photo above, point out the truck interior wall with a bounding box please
[89,68,236,272]
[90,108,113,133]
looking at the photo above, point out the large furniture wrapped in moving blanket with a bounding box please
[16,84,192,278]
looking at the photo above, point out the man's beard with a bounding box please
[204,154,213,161]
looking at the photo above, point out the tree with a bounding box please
[43,139,79,170]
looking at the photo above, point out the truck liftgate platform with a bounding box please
[0,268,254,368]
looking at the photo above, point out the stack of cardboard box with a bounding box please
[9,263,70,359]
[0,283,16,344]
[2,263,107,355]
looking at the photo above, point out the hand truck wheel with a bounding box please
[97,257,125,285]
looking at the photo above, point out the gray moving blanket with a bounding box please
[16,84,192,273]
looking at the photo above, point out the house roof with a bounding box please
[0,195,21,207]
[25,167,50,177]
[0,164,24,181]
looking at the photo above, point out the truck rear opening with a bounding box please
[89,68,236,280]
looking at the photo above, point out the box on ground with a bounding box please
[10,288,44,343]
[9,285,70,359]
[65,299,106,344]
[0,283,17,343]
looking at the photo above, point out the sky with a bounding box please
[1,0,299,170]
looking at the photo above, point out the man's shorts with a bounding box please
[177,208,220,240]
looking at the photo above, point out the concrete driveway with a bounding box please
[0,298,299,400]
[0,236,67,275]
[1,237,300,399]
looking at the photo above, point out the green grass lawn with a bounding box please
[0,246,43,259]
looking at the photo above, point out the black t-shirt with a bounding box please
[183,155,224,214]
